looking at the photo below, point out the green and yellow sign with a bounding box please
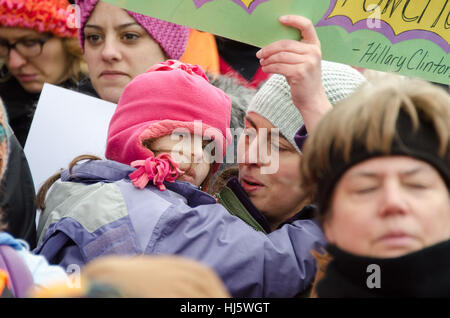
[104,0,450,84]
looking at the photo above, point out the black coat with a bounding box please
[1,125,36,249]
[76,77,100,99]
[0,75,81,148]
[0,76,39,148]
[316,240,450,297]
[0,74,81,249]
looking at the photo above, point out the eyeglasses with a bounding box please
[0,36,52,59]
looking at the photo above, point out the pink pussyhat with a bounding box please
[106,60,232,190]
[75,0,189,59]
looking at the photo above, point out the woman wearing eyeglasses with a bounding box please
[0,0,87,147]
[0,0,87,250]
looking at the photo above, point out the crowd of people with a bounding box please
[0,0,448,298]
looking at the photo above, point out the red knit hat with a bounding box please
[105,60,231,186]
[0,0,77,38]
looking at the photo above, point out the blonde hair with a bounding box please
[299,77,450,221]
[61,37,88,83]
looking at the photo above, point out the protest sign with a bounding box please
[24,84,116,192]
[102,0,449,84]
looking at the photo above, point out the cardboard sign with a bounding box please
[103,0,449,84]
[24,84,116,192]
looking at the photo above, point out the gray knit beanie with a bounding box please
[247,60,367,153]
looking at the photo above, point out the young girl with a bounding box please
[34,60,326,298]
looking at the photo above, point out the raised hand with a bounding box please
[257,15,332,132]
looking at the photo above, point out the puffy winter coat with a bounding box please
[35,159,326,297]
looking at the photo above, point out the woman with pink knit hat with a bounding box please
[34,60,325,298]
[75,0,190,103]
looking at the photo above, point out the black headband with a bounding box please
[316,109,450,214]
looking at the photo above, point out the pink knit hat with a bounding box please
[76,0,189,59]
[0,0,77,38]
[105,60,231,189]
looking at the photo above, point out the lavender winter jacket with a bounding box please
[34,159,326,298]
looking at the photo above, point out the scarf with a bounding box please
[317,240,450,297]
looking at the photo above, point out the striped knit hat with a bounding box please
[76,0,189,59]
[0,0,77,38]
[247,61,367,153]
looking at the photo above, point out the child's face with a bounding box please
[150,133,212,187]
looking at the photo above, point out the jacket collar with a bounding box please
[226,177,317,233]
[77,77,100,99]
[61,159,134,184]
[61,159,217,207]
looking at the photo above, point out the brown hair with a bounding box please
[299,76,450,224]
[61,37,88,83]
[35,154,101,211]
[309,249,333,298]
[0,208,6,232]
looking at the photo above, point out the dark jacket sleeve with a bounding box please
[0,126,37,249]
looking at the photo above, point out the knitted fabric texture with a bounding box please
[247,61,367,153]
[76,0,189,59]
[0,0,77,38]
[105,60,231,183]
[0,99,8,181]
[129,153,183,191]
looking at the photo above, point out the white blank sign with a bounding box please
[24,84,117,192]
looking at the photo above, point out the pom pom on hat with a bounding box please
[0,0,78,38]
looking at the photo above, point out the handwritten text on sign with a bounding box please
[318,0,449,53]
[103,0,449,84]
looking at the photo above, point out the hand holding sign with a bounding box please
[257,15,332,132]
[103,0,449,85]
